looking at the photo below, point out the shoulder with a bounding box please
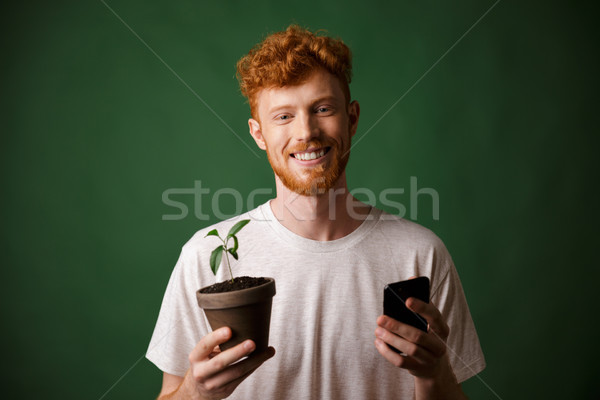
[374,207,448,253]
[373,208,455,292]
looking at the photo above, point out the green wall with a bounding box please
[1,1,597,398]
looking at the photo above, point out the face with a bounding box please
[248,68,360,196]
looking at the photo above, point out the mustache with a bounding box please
[288,139,336,154]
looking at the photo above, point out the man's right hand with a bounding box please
[160,327,275,400]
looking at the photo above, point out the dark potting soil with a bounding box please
[199,276,269,294]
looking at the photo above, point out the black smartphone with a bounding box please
[383,277,430,333]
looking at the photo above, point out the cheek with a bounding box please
[329,123,351,148]
[265,135,288,157]
[328,116,349,138]
[274,130,292,152]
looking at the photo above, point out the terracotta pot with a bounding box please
[196,277,276,351]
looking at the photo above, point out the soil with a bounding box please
[199,276,269,294]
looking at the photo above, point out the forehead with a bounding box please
[256,68,345,116]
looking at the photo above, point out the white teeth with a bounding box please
[295,149,325,161]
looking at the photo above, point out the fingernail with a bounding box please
[244,341,255,351]
[375,327,384,338]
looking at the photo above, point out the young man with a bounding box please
[147,24,485,399]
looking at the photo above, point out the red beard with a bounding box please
[266,137,350,196]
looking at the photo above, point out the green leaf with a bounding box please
[209,246,224,275]
[228,248,238,260]
[227,219,250,238]
[230,235,239,253]
[205,229,220,238]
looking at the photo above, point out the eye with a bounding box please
[277,114,291,121]
[316,106,335,115]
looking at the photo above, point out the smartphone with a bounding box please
[383,277,430,333]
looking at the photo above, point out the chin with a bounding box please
[280,169,344,196]
[268,145,350,196]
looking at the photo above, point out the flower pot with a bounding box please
[196,277,276,352]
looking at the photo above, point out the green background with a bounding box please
[1,1,598,399]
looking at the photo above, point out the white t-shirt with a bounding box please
[147,201,485,399]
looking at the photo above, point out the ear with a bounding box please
[347,100,360,138]
[248,118,266,150]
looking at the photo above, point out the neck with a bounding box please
[270,172,372,241]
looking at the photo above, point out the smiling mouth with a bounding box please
[291,147,331,161]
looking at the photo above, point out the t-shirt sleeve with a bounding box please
[146,248,211,377]
[430,250,486,383]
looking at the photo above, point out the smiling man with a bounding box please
[250,68,354,199]
[147,24,485,399]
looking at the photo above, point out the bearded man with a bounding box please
[147,24,485,400]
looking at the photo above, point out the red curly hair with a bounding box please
[236,24,353,121]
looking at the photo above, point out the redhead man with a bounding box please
[147,24,485,399]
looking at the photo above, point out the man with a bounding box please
[147,24,485,399]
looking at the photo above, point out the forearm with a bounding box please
[414,379,466,400]
[157,370,205,400]
[413,363,467,400]
[157,388,187,400]
[156,383,185,400]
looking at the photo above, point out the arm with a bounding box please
[156,372,184,400]
[157,327,275,400]
[374,298,467,400]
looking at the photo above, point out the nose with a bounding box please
[293,112,320,142]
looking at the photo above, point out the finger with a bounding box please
[214,364,257,397]
[200,340,258,378]
[189,327,232,362]
[376,315,445,357]
[208,346,221,359]
[406,298,450,339]
[206,356,268,399]
[375,327,435,365]
[374,338,421,370]
[202,346,276,391]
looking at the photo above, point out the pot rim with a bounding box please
[196,277,276,310]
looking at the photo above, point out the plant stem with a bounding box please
[224,248,234,283]
[222,237,234,283]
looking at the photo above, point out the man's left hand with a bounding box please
[374,297,466,399]
[374,297,450,378]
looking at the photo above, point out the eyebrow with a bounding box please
[267,95,339,115]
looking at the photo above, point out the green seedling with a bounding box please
[204,219,250,283]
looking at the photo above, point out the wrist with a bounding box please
[160,370,205,400]
[180,370,208,400]
[413,363,465,400]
